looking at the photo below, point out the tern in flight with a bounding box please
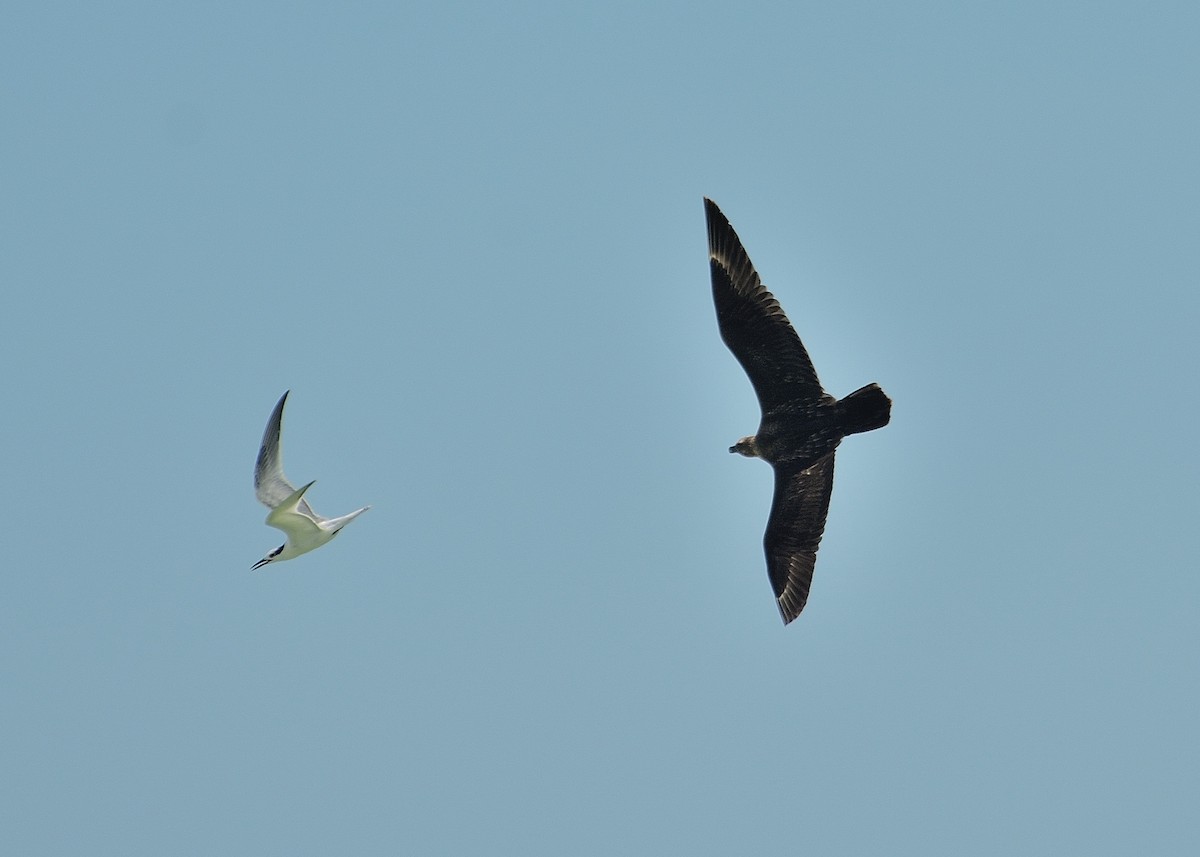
[705,198,891,624]
[252,391,370,570]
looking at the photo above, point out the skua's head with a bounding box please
[729,436,761,458]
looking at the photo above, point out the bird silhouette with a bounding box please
[252,391,370,570]
[706,198,890,623]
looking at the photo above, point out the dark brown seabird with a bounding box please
[705,198,891,624]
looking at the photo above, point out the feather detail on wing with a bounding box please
[265,481,324,538]
[254,391,319,520]
[705,198,826,413]
[764,453,836,624]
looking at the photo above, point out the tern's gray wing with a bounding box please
[764,452,836,624]
[706,198,826,415]
[254,391,319,520]
[265,482,325,538]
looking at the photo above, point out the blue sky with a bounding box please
[3,1,1198,854]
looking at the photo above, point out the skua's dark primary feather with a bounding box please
[706,197,824,413]
[765,454,836,624]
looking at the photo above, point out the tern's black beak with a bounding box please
[251,558,271,570]
[728,445,738,453]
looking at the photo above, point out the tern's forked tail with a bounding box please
[328,506,371,534]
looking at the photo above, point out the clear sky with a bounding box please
[3,2,1197,854]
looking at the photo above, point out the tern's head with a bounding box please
[252,544,285,570]
[730,435,760,458]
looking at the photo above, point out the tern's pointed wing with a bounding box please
[254,391,319,519]
[706,198,826,414]
[265,480,324,537]
[764,453,836,624]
